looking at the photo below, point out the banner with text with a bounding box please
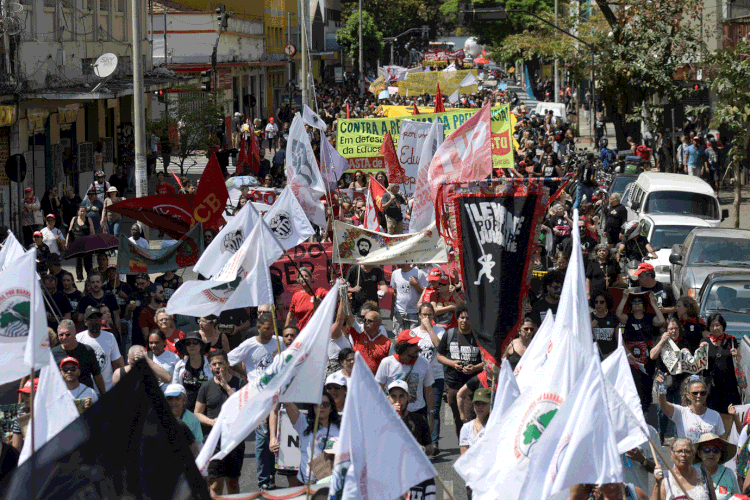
[397,120,444,195]
[397,69,478,96]
[336,105,514,170]
[451,184,546,365]
[116,224,204,275]
[333,220,448,265]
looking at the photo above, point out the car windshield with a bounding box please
[651,225,699,249]
[688,237,750,265]
[610,177,636,195]
[703,280,750,313]
[644,191,719,219]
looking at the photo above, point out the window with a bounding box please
[44,0,55,8]
[650,225,700,250]
[644,191,719,220]
[81,57,96,76]
[87,0,95,10]
[100,0,108,11]
[117,0,124,12]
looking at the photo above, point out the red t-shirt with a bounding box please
[348,326,392,374]
[156,182,176,195]
[289,288,328,331]
[421,289,460,330]
[138,305,159,338]
[164,329,186,354]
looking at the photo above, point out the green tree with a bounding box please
[147,88,225,176]
[704,40,750,226]
[337,10,383,75]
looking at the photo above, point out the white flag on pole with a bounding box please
[328,352,437,500]
[602,345,649,453]
[520,355,623,499]
[0,250,50,384]
[448,89,459,104]
[0,231,25,271]
[193,201,260,279]
[320,135,350,190]
[513,311,554,391]
[363,185,382,232]
[493,360,520,417]
[303,104,328,131]
[18,352,80,464]
[263,185,315,251]
[459,72,478,87]
[196,285,340,473]
[286,114,327,228]
[408,119,444,233]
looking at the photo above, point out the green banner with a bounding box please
[336,105,515,168]
[116,223,204,275]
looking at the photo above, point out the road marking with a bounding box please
[443,402,452,426]
[441,479,453,500]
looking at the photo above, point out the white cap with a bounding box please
[387,380,409,394]
[325,371,347,388]
[164,384,187,397]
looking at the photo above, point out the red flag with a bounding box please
[168,167,183,189]
[193,153,229,229]
[248,122,261,175]
[364,174,387,231]
[434,83,446,113]
[107,194,195,239]
[346,102,350,119]
[413,103,420,115]
[379,132,406,185]
[235,136,249,176]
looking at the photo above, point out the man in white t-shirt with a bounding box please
[59,356,98,413]
[411,302,445,452]
[41,214,65,255]
[390,263,427,333]
[375,330,434,431]
[76,307,125,393]
[228,312,280,379]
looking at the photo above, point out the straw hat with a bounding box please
[692,433,737,465]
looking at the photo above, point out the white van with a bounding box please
[623,172,728,227]
[534,102,569,124]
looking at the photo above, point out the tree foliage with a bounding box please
[336,10,384,74]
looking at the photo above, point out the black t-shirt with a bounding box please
[437,328,482,389]
[54,270,74,292]
[586,260,620,295]
[155,274,183,301]
[77,293,119,318]
[51,343,101,388]
[622,235,650,261]
[605,205,628,233]
[622,313,657,366]
[346,265,385,312]
[181,358,211,411]
[529,297,559,327]
[220,310,254,351]
[103,281,133,316]
[381,192,406,221]
[197,375,246,436]
[546,216,572,240]
[591,311,619,357]
[561,232,596,259]
[64,289,84,313]
[402,412,431,447]
[45,290,73,332]
[578,161,596,187]
[680,317,706,352]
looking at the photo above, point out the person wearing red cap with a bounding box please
[30,229,51,274]
[632,262,676,315]
[21,186,41,246]
[40,212,65,256]
[60,356,98,413]
[10,378,38,452]
[265,117,278,153]
[419,270,464,330]
[375,330,435,430]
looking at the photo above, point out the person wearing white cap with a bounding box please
[325,371,347,412]
[164,383,203,445]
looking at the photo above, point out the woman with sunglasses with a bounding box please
[652,438,710,500]
[656,373,726,442]
[675,296,707,351]
[173,332,213,411]
[692,433,740,500]
[590,292,618,359]
[348,170,368,191]
[503,317,538,370]
[284,392,341,487]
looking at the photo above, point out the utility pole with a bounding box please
[301,0,308,107]
[358,0,364,95]
[133,0,147,197]
[554,0,559,103]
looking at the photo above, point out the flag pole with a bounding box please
[645,433,694,500]
[435,475,457,500]
[270,304,283,356]
[304,410,322,500]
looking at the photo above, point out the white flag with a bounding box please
[303,104,328,131]
[196,285,340,473]
[494,360,520,417]
[328,353,437,500]
[193,201,260,279]
[0,250,50,384]
[363,186,382,232]
[521,356,623,499]
[602,345,649,453]
[263,185,315,251]
[448,89,459,104]
[0,231,25,271]
[320,135,350,190]
[18,352,80,464]
[443,63,457,72]
[286,114,327,228]
[459,72,478,87]
[513,311,554,392]
[408,119,444,233]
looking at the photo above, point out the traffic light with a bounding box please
[421,25,429,40]
[693,83,700,90]
[215,4,228,29]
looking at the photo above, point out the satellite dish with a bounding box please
[93,53,118,78]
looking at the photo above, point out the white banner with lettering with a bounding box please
[396,119,444,195]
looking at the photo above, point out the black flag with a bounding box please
[454,186,544,366]
[1,360,211,500]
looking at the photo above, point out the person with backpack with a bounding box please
[599,138,617,168]
[706,138,721,192]
[575,152,597,209]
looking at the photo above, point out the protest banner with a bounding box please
[247,187,281,206]
[345,156,384,173]
[397,69,478,96]
[333,221,447,265]
[116,224,203,275]
[376,105,434,117]
[397,120,443,195]
[276,407,303,472]
[336,105,514,170]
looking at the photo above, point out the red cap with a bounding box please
[45,214,56,220]
[634,262,655,276]
[24,187,32,192]
[17,378,39,394]
[33,231,42,237]
[439,275,449,285]
[428,268,442,282]
[397,329,421,345]
[269,117,274,123]
[59,356,80,369]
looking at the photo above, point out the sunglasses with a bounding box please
[61,366,78,373]
[325,384,343,391]
[594,300,606,304]
[319,401,332,409]
[551,285,562,290]
[184,340,201,346]
[701,446,721,454]
[363,318,378,323]
[690,391,707,396]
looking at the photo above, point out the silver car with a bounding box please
[669,228,750,299]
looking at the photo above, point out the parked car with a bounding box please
[629,215,712,285]
[624,172,728,226]
[669,228,750,299]
[698,271,750,337]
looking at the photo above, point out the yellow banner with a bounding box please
[376,105,435,117]
[0,106,16,127]
[336,105,514,169]
[397,69,478,96]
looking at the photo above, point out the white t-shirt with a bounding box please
[412,325,445,380]
[76,330,123,392]
[670,404,725,442]
[128,236,150,250]
[41,227,63,255]
[265,122,278,138]
[152,349,180,387]
[68,384,98,404]
[374,355,434,412]
[328,334,352,370]
[390,268,428,314]
[459,419,486,447]
[293,418,339,483]
[228,337,279,378]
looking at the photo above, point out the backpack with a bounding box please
[706,147,719,169]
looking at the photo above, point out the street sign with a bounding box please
[284,44,297,57]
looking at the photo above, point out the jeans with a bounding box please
[255,422,275,488]
[431,378,445,447]
[574,184,594,209]
[393,311,419,333]
[107,219,121,238]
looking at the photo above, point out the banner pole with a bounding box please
[270,304,283,355]
[305,409,322,500]
[435,475,457,500]
[645,433,694,500]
